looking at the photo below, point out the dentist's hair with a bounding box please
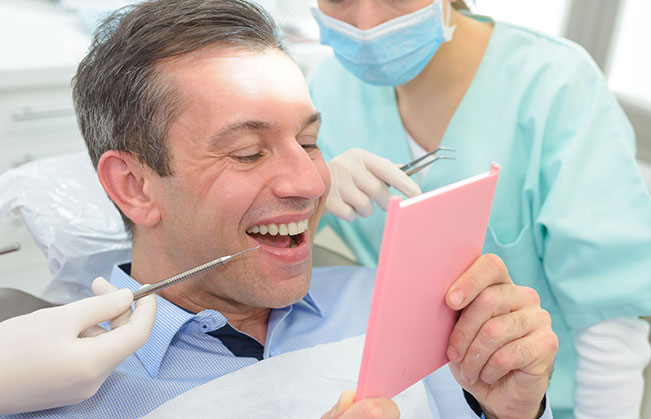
[72,0,285,230]
[452,1,470,11]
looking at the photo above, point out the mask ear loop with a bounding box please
[440,0,456,40]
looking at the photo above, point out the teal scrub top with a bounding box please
[308,18,651,419]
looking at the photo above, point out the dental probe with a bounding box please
[0,242,20,256]
[132,244,261,300]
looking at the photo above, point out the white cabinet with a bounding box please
[0,80,86,174]
[0,0,90,172]
[0,0,90,295]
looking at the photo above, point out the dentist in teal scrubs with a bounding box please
[308,1,651,418]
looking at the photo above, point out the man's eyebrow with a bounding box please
[209,120,277,145]
[208,112,321,146]
[302,111,322,130]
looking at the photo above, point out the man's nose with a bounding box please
[271,143,327,200]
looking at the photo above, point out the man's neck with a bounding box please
[129,235,271,344]
[163,287,272,344]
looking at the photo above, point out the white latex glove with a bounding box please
[326,148,422,222]
[0,277,156,415]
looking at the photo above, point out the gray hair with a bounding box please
[72,0,285,230]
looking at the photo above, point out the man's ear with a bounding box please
[97,151,161,227]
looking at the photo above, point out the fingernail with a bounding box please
[449,289,463,307]
[460,369,475,385]
[323,405,336,419]
[481,374,495,385]
[447,346,459,362]
[408,186,421,197]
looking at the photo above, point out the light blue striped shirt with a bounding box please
[5,264,550,418]
[7,264,375,418]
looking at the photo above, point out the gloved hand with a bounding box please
[321,390,400,419]
[0,277,156,414]
[326,148,422,222]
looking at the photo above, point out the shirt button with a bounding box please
[202,325,207,329]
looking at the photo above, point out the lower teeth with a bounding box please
[290,236,297,248]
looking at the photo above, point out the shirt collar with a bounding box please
[109,262,323,377]
[110,263,194,378]
[299,290,322,316]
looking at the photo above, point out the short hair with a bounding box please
[452,1,470,11]
[72,0,285,230]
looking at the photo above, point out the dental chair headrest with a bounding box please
[0,152,131,304]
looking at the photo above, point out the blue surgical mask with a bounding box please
[312,2,455,86]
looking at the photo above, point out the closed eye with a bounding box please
[232,153,264,162]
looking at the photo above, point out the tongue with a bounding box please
[249,233,292,248]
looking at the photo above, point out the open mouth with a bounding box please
[246,219,308,249]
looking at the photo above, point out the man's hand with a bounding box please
[322,390,400,419]
[0,277,156,414]
[326,148,421,221]
[445,254,558,419]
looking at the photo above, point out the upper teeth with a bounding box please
[247,219,309,236]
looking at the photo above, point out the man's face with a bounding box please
[149,47,329,311]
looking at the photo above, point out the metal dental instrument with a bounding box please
[0,242,21,256]
[132,244,261,300]
[400,147,456,177]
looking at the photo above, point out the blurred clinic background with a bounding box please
[0,0,650,344]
